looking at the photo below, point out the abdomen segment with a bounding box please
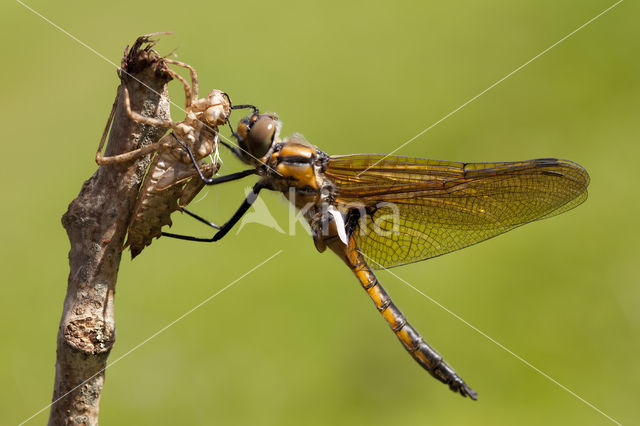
[339,236,477,399]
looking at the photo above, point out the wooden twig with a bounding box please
[50,36,172,425]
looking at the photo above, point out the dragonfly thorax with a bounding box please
[267,140,343,252]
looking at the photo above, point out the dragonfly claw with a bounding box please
[450,377,478,400]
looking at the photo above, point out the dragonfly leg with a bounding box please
[231,104,258,114]
[179,208,220,230]
[162,182,264,242]
[336,236,478,400]
[171,133,256,185]
[219,138,244,161]
[217,103,259,161]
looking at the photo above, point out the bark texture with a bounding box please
[50,37,172,425]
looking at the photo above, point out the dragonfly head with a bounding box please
[235,112,281,163]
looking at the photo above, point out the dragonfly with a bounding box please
[162,112,590,399]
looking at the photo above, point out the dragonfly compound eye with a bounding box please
[245,113,280,158]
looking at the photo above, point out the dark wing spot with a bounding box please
[541,170,564,177]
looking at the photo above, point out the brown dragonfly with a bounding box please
[163,112,590,400]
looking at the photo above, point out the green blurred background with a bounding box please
[1,0,638,424]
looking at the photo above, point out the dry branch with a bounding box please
[50,36,172,425]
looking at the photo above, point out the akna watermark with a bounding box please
[236,187,401,243]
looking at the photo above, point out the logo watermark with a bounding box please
[235,187,285,235]
[236,187,403,241]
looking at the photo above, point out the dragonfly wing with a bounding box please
[325,155,589,269]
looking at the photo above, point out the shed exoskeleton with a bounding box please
[95,59,231,257]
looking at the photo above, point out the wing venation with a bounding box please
[325,154,589,268]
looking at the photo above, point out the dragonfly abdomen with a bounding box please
[345,239,478,400]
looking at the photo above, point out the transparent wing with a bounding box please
[325,155,589,268]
